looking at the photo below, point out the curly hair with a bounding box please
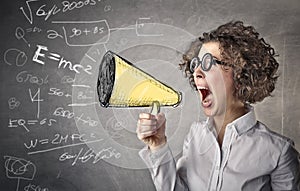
[179,21,279,104]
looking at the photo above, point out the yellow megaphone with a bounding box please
[97,51,181,114]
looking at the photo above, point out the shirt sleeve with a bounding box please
[271,140,300,190]
[139,123,198,191]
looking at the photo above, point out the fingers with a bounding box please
[138,119,157,132]
[137,113,157,139]
[139,113,156,119]
[136,112,167,142]
[137,128,157,140]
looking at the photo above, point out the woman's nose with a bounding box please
[193,67,205,79]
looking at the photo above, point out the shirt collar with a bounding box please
[205,105,257,136]
[227,105,257,136]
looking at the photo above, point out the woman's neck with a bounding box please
[214,103,248,146]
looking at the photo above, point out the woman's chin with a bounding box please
[201,102,214,117]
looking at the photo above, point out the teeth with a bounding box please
[197,86,209,90]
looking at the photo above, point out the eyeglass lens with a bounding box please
[190,53,214,73]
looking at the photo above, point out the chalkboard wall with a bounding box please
[1,0,300,190]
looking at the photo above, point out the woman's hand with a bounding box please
[136,112,167,151]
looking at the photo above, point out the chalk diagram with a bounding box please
[4,156,36,191]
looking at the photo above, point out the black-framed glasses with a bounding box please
[190,53,224,73]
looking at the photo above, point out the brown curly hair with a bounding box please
[179,21,279,104]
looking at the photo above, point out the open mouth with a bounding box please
[200,88,210,100]
[198,87,210,100]
[197,86,212,107]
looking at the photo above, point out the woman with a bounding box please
[136,21,300,190]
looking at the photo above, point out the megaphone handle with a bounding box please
[150,101,160,115]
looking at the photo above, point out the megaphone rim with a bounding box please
[97,50,116,107]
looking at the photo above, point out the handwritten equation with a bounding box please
[33,45,93,75]
[52,20,110,46]
[8,118,56,132]
[59,147,121,166]
[20,0,108,24]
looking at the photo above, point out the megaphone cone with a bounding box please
[97,51,181,109]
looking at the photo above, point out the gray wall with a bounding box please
[1,0,299,190]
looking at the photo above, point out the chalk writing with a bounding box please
[4,48,28,67]
[74,113,98,127]
[52,20,110,46]
[36,3,60,21]
[104,4,112,12]
[59,147,121,166]
[33,45,93,75]
[8,119,29,132]
[32,45,48,65]
[16,71,49,85]
[19,0,37,24]
[48,88,71,98]
[29,88,43,118]
[24,183,49,191]
[53,107,98,127]
[105,117,125,139]
[26,26,42,33]
[20,0,105,24]
[15,26,30,47]
[69,26,104,38]
[72,84,94,100]
[8,97,20,110]
[53,107,74,119]
[61,0,97,12]
[8,118,57,132]
[61,76,75,84]
[27,139,103,155]
[24,133,97,150]
[47,29,64,39]
[77,91,92,100]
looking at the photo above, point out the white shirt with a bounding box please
[139,106,300,191]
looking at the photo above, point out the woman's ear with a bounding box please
[222,65,232,71]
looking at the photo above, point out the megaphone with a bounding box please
[97,51,181,113]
